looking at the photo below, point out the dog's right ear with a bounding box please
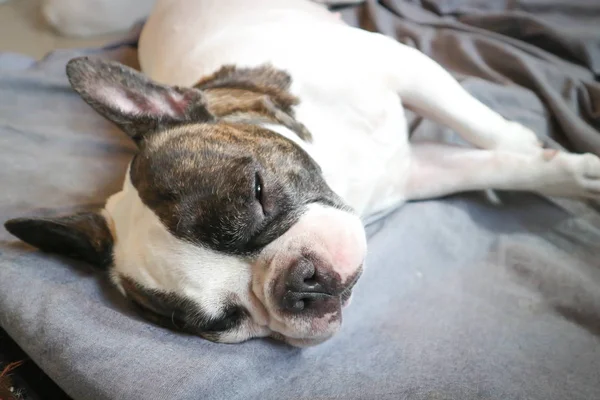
[4,212,114,269]
[66,57,215,144]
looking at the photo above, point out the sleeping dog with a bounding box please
[5,0,600,347]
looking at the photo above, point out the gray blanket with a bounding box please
[1,1,600,399]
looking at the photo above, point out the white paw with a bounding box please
[572,153,600,197]
[543,151,600,198]
[488,121,543,154]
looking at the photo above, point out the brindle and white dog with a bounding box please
[6,0,600,347]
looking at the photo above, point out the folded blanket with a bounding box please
[1,2,599,399]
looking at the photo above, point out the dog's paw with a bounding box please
[571,153,600,197]
[542,151,600,198]
[488,121,543,154]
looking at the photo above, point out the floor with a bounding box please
[0,0,123,59]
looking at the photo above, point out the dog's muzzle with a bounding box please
[254,203,367,345]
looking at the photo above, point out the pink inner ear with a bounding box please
[96,85,190,118]
[145,93,173,116]
[164,91,190,116]
[97,86,141,115]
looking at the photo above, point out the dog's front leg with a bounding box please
[405,143,600,200]
[381,40,542,154]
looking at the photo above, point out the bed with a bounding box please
[1,1,599,399]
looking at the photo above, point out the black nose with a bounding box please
[281,257,335,313]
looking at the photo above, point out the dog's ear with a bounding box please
[66,57,215,143]
[4,212,114,269]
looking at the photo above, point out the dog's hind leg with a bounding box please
[405,143,600,200]
[381,40,542,154]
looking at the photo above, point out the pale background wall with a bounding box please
[0,0,122,59]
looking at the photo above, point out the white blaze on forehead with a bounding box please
[261,123,310,151]
[105,171,259,320]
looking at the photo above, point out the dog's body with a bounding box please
[6,0,600,346]
[139,0,411,217]
[139,0,600,213]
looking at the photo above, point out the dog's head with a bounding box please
[4,57,366,346]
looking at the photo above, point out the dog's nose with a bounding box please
[280,257,335,313]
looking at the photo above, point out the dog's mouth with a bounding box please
[259,263,364,347]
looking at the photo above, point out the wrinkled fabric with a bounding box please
[1,2,600,399]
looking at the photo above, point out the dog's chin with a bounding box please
[270,325,339,347]
[282,289,354,346]
[278,334,335,348]
[264,296,347,347]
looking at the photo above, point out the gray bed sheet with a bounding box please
[1,1,600,399]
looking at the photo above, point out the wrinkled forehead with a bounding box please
[129,123,322,209]
[138,122,319,174]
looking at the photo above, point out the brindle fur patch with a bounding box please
[125,64,347,254]
[120,275,245,338]
[196,64,298,113]
[197,65,313,141]
[130,122,347,255]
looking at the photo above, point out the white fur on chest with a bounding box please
[139,0,412,216]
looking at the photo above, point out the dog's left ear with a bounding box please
[4,212,114,269]
[66,56,215,144]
